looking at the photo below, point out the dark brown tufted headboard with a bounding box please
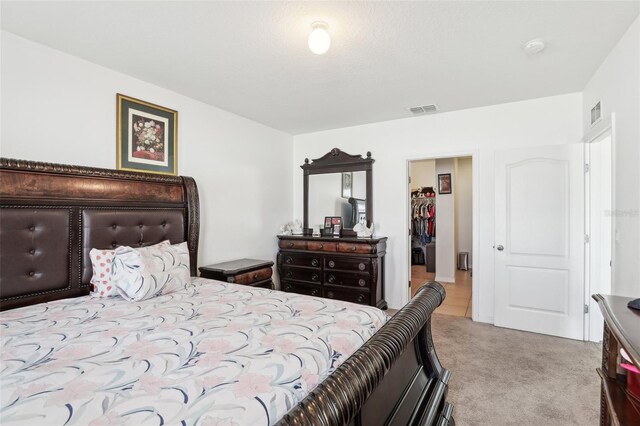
[0,158,200,310]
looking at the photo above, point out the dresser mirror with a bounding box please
[308,171,367,230]
[302,148,374,232]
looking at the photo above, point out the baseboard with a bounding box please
[434,275,455,284]
[473,315,494,324]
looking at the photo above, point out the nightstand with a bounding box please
[199,258,274,289]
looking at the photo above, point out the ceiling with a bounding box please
[2,1,639,135]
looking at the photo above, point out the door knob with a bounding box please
[497,245,504,251]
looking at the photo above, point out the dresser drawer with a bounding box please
[281,253,321,268]
[337,242,375,254]
[324,271,370,288]
[325,257,371,272]
[282,267,321,284]
[282,281,321,298]
[307,241,338,252]
[233,267,273,285]
[279,240,307,250]
[324,287,370,305]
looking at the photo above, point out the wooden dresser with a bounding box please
[593,294,640,425]
[277,235,387,309]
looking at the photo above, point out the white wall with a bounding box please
[435,158,456,283]
[455,157,473,266]
[1,32,293,272]
[582,16,640,298]
[293,93,583,316]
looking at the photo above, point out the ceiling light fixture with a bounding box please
[523,38,546,55]
[308,21,331,55]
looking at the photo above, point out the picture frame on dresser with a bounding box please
[117,93,178,176]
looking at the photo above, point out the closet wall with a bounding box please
[411,159,436,188]
[454,157,473,267]
[435,159,456,283]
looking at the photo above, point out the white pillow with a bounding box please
[112,241,190,302]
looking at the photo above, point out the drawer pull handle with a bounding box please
[319,244,324,249]
[311,289,319,297]
[327,291,335,298]
[357,294,365,303]
[286,271,293,278]
[358,263,366,271]
[253,273,258,279]
[288,242,295,247]
[351,245,357,251]
[311,259,319,267]
[311,274,319,281]
[328,275,336,284]
[358,279,366,287]
[328,260,335,268]
[285,257,292,264]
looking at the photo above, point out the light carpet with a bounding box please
[430,314,601,425]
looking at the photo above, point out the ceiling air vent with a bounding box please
[409,104,439,115]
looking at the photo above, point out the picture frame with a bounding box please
[438,173,452,194]
[324,216,343,236]
[324,217,332,235]
[342,172,353,198]
[117,94,178,175]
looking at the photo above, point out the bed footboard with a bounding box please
[278,282,452,426]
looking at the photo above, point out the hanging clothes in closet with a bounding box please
[411,196,436,244]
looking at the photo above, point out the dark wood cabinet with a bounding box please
[199,258,274,289]
[277,235,387,309]
[593,294,640,425]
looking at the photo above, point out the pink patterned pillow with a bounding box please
[89,248,118,297]
[89,240,171,298]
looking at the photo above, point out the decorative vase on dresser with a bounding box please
[277,235,387,309]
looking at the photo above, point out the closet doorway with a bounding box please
[409,156,473,318]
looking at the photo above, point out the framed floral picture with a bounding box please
[117,94,177,175]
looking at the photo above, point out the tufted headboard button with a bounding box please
[28,226,35,231]
[112,224,117,229]
[138,224,143,229]
[28,271,35,277]
[161,221,167,227]
[29,249,35,255]
[111,242,117,248]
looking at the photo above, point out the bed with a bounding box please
[0,158,453,426]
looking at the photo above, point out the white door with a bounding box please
[494,144,584,340]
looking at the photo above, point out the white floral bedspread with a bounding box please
[0,278,388,426]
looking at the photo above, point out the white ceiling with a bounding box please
[2,1,639,134]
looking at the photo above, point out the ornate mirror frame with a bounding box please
[301,148,374,230]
